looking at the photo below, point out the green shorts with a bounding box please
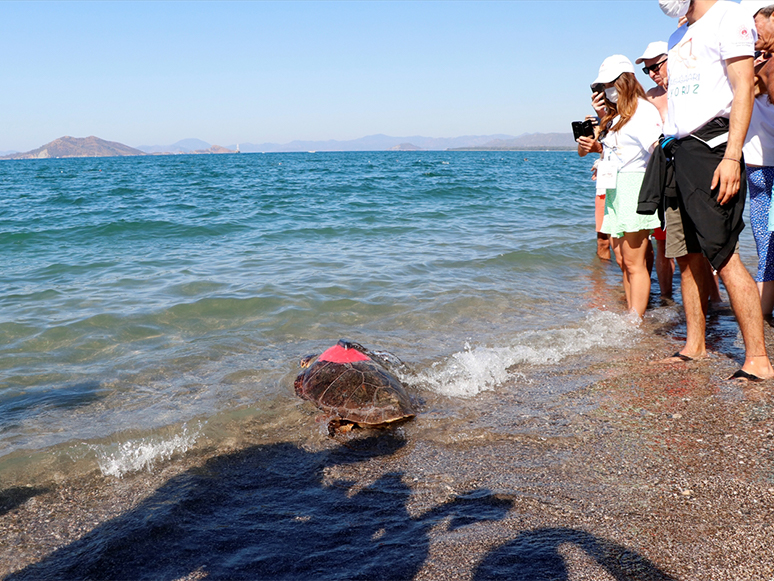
[600,171,661,238]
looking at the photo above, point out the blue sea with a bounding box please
[0,151,756,487]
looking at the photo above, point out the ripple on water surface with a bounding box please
[2,151,669,480]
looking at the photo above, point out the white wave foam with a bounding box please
[415,310,641,398]
[90,423,202,478]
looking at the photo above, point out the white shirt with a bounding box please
[600,98,663,172]
[665,1,756,138]
[743,95,774,166]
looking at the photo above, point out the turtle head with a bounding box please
[299,354,317,368]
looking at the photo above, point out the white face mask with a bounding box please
[605,87,619,103]
[659,0,689,19]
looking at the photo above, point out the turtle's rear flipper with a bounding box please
[370,350,408,371]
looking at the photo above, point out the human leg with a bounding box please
[620,230,653,317]
[655,238,675,298]
[747,165,774,315]
[706,260,723,304]
[645,237,654,279]
[611,236,630,308]
[602,173,659,312]
[597,233,611,261]
[760,281,774,317]
[659,198,708,360]
[718,254,774,379]
[668,137,753,362]
[595,195,611,260]
[675,253,709,359]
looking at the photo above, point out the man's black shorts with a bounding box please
[672,134,746,271]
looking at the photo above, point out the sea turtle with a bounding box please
[294,339,416,435]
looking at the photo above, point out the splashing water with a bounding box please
[90,424,203,478]
[416,311,641,397]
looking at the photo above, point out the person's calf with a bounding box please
[719,255,774,379]
[675,253,709,359]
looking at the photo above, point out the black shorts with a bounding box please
[672,134,746,271]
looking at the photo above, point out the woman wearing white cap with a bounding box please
[578,55,663,317]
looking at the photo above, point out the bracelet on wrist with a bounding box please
[722,157,741,164]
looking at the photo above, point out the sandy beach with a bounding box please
[2,310,773,581]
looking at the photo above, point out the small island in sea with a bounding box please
[0,136,235,160]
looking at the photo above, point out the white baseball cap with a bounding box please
[635,41,669,64]
[591,55,635,86]
[740,0,774,17]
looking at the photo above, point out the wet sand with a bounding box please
[2,313,774,580]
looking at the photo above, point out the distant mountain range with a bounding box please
[449,132,577,151]
[136,138,213,154]
[230,133,576,152]
[1,133,576,160]
[1,136,235,160]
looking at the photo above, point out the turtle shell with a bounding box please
[294,341,415,429]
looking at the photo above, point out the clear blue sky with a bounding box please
[1,1,688,152]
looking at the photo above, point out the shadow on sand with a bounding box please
[474,527,677,581]
[10,435,675,580]
[10,435,508,580]
[0,486,50,518]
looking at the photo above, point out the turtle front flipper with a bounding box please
[327,418,355,436]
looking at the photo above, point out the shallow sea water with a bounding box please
[1,151,770,580]
[0,151,757,471]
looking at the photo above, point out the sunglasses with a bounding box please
[642,59,667,74]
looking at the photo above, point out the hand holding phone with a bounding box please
[572,120,596,141]
[591,91,607,117]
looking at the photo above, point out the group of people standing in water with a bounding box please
[577,0,774,382]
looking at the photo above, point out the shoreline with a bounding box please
[3,315,773,580]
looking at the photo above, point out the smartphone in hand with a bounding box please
[572,119,596,141]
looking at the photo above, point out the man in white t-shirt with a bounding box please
[661,0,774,381]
